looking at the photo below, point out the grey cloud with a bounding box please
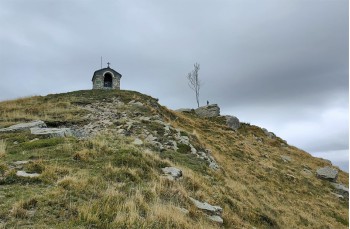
[0,0,348,168]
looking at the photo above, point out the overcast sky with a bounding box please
[0,0,348,171]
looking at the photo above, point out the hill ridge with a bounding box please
[0,90,348,228]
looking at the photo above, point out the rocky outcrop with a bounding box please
[0,120,46,132]
[195,104,220,118]
[30,127,73,138]
[161,167,182,180]
[225,115,240,130]
[316,166,338,182]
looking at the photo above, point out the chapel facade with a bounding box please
[92,64,122,90]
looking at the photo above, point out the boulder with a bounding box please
[30,127,73,138]
[316,166,338,182]
[225,115,240,130]
[161,167,182,180]
[195,104,220,118]
[0,120,46,132]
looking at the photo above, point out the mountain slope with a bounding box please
[0,90,348,228]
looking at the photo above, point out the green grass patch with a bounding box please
[21,138,65,150]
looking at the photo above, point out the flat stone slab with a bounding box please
[0,120,46,132]
[316,166,338,182]
[189,197,222,215]
[161,167,182,180]
[208,215,224,224]
[30,127,73,137]
[16,171,40,178]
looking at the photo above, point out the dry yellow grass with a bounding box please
[0,140,6,158]
[0,90,347,228]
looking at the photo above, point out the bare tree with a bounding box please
[187,63,201,108]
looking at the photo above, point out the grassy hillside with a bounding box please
[0,90,348,228]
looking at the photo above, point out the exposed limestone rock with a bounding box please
[13,161,29,165]
[0,120,46,132]
[281,155,292,163]
[161,167,182,180]
[208,215,224,224]
[16,171,40,178]
[209,162,219,170]
[133,138,143,145]
[225,115,240,130]
[195,104,220,118]
[30,127,73,138]
[189,197,222,215]
[316,166,338,182]
[331,183,349,198]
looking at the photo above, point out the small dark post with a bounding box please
[207,100,209,105]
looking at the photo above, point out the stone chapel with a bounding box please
[92,63,122,90]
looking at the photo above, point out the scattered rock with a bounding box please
[331,183,349,198]
[0,120,46,132]
[161,167,182,180]
[30,127,73,138]
[301,168,313,178]
[189,197,222,215]
[13,161,29,165]
[281,155,292,163]
[262,128,276,139]
[29,138,39,142]
[316,166,338,182]
[225,115,240,130]
[208,215,224,224]
[331,192,344,199]
[176,207,189,214]
[133,138,143,145]
[209,162,219,170]
[195,104,220,118]
[16,171,40,178]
